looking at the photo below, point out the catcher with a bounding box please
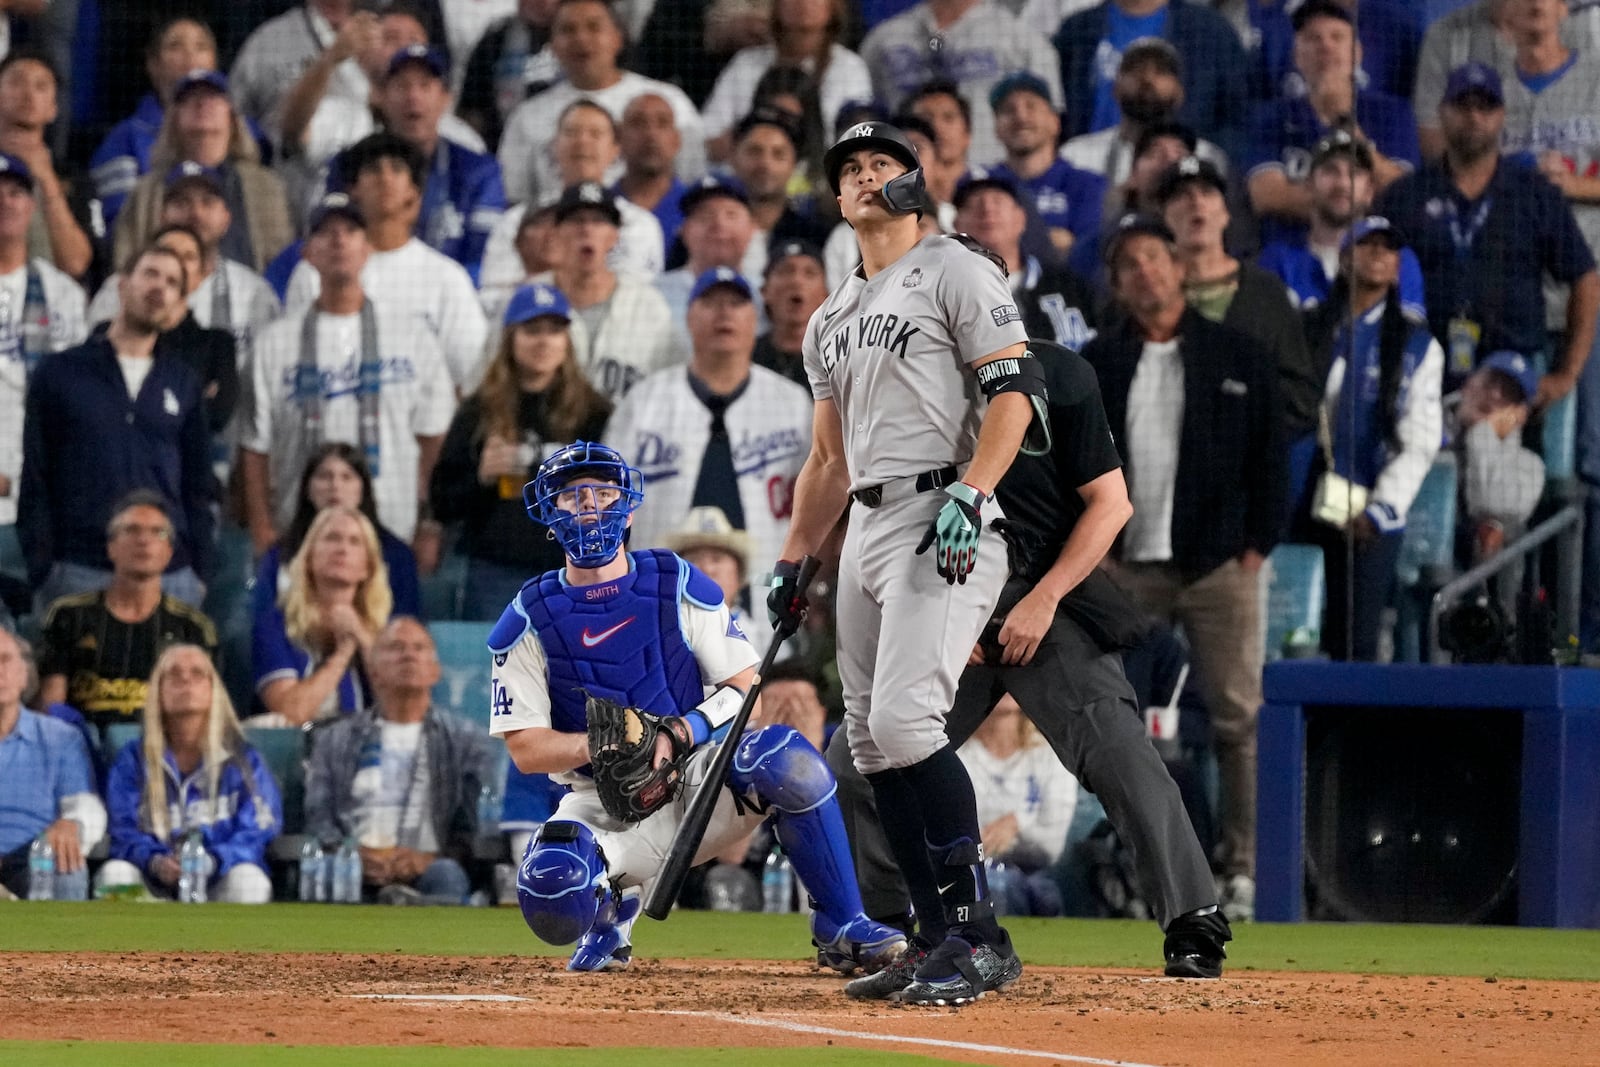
[488,440,906,973]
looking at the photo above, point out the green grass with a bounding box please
[0,1044,951,1066]
[4,904,1600,980]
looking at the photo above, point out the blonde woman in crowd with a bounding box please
[253,506,392,725]
[97,645,281,902]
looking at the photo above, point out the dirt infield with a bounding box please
[2,951,1597,1066]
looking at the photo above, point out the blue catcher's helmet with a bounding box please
[524,440,645,568]
[517,821,608,945]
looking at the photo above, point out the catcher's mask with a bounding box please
[526,440,645,568]
[517,821,609,945]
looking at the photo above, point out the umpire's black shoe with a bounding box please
[1163,909,1232,979]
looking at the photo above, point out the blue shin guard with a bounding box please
[731,726,907,972]
[569,885,641,972]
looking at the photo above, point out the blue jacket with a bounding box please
[19,336,216,585]
[1053,1,1249,156]
[418,140,506,282]
[106,739,281,877]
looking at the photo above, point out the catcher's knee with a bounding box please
[516,821,608,946]
[730,724,836,814]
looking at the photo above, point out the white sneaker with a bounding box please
[1220,874,1255,923]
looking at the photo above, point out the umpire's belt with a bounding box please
[850,465,960,509]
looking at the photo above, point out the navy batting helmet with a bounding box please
[823,121,926,214]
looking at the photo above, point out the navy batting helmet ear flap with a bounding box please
[880,167,928,216]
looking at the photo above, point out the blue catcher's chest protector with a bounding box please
[491,550,718,736]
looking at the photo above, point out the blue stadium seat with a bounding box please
[245,726,306,836]
[102,722,143,760]
[1264,544,1326,661]
[420,551,468,621]
[430,620,494,723]
[1542,391,1577,484]
[1396,454,1459,588]
[0,523,24,583]
[1394,454,1461,662]
[204,524,259,714]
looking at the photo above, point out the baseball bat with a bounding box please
[643,554,821,922]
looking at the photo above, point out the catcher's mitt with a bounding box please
[585,692,694,823]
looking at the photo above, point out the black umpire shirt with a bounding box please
[993,341,1144,651]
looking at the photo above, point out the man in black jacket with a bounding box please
[1154,155,1318,442]
[827,337,1231,992]
[20,244,215,614]
[1085,214,1285,924]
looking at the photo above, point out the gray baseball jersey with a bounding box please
[803,233,1027,776]
[802,234,1030,491]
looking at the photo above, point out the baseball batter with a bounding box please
[489,441,904,974]
[769,122,1051,1006]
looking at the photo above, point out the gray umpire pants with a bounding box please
[826,577,1218,931]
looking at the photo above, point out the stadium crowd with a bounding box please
[2,0,1599,923]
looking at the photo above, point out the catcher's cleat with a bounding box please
[568,886,641,972]
[893,929,1022,1007]
[812,912,909,976]
[843,937,929,1000]
[1163,909,1231,979]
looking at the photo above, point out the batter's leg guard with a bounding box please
[731,725,907,972]
[568,885,641,972]
[926,835,1000,935]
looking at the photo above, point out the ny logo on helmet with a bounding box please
[844,123,877,140]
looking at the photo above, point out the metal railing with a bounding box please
[1427,503,1584,664]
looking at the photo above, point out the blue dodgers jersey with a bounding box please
[488,549,723,734]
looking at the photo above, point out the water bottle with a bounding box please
[477,782,501,837]
[298,838,323,902]
[762,845,793,913]
[178,830,207,904]
[27,836,55,901]
[986,859,1014,917]
[334,837,362,904]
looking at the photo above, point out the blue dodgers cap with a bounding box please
[163,159,225,197]
[504,282,572,326]
[678,173,749,216]
[1342,214,1406,251]
[173,68,230,101]
[1479,351,1540,401]
[0,152,34,190]
[307,191,366,233]
[1444,62,1504,107]
[988,71,1053,111]
[387,44,448,81]
[689,266,753,303]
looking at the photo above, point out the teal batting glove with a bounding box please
[915,481,986,585]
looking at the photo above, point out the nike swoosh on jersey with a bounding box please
[581,617,636,647]
[823,306,843,323]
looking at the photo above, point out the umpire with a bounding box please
[825,337,1232,979]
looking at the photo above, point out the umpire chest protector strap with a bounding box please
[491,550,716,735]
[976,350,1053,457]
